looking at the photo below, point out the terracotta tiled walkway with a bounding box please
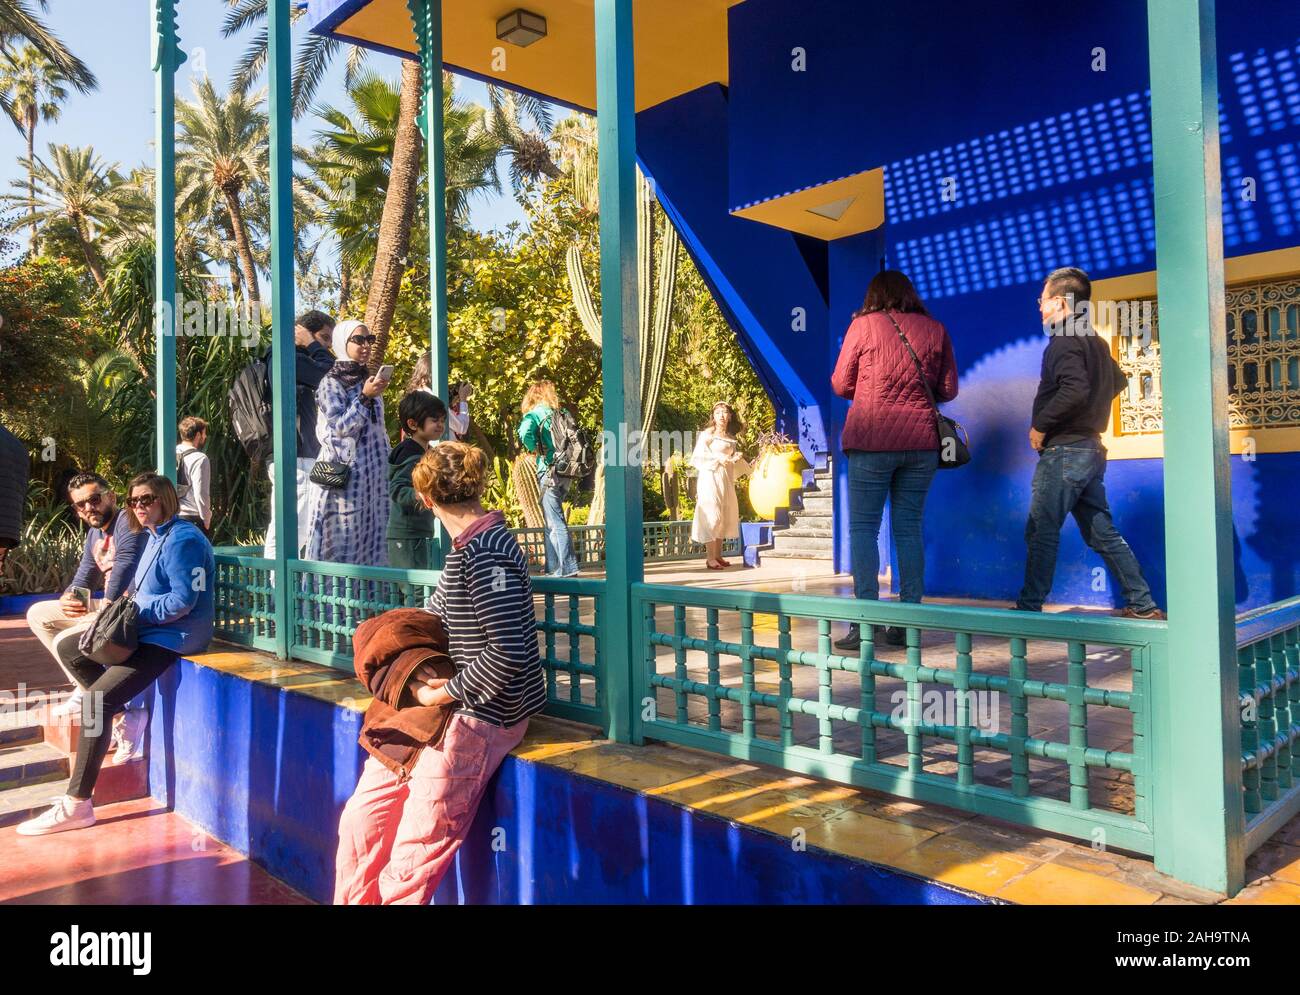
[0,797,311,905]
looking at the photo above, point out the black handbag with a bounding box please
[77,595,139,665]
[77,528,169,665]
[883,312,971,470]
[309,460,352,489]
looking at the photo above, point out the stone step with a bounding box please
[781,527,834,539]
[0,741,69,792]
[0,778,74,829]
[0,755,150,829]
[0,709,46,749]
[762,548,833,561]
[771,534,834,553]
[797,495,834,514]
[789,511,833,527]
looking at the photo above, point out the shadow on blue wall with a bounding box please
[638,0,1300,609]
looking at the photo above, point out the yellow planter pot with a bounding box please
[748,447,808,520]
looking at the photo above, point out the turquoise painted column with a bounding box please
[407,0,448,567]
[1146,0,1243,894]
[594,0,643,743]
[268,0,297,659]
[152,1,184,480]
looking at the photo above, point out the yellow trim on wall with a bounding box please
[730,168,886,241]
[1092,245,1300,459]
[334,0,743,113]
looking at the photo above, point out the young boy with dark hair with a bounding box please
[387,391,448,569]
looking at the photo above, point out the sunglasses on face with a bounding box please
[349,334,377,345]
[73,493,105,511]
[127,494,158,509]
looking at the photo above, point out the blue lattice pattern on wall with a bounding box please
[892,178,1156,301]
[1228,44,1300,138]
[883,93,1153,226]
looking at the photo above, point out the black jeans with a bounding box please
[63,641,178,799]
[1017,439,1157,613]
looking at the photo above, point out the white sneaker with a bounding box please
[16,795,95,836]
[49,688,83,722]
[110,709,148,766]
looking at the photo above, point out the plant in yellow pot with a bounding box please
[747,431,808,520]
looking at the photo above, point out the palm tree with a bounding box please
[176,78,269,306]
[1,143,127,286]
[224,0,557,364]
[307,71,504,277]
[0,44,68,252]
[0,0,95,94]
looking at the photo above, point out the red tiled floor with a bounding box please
[0,798,312,905]
[0,615,71,696]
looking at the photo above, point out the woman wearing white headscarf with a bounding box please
[301,319,392,566]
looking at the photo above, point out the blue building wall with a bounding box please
[635,0,1300,609]
[147,658,987,905]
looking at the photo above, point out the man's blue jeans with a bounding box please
[1017,439,1157,612]
[846,449,939,603]
[538,469,579,577]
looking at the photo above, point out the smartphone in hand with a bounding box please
[376,364,395,383]
[70,586,92,612]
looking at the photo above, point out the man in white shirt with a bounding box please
[176,416,212,533]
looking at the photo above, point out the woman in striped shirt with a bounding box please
[334,442,545,904]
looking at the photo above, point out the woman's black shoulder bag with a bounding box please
[883,312,971,470]
[77,528,170,665]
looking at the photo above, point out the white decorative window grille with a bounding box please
[1113,275,1300,436]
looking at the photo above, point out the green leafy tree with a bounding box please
[0,255,82,440]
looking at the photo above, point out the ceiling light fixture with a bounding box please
[497,9,548,48]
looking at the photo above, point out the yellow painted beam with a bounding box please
[334,0,742,112]
[731,168,886,241]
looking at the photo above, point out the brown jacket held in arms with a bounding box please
[353,608,457,781]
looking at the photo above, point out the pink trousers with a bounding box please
[334,712,528,905]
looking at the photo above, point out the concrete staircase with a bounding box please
[0,698,149,829]
[763,463,835,561]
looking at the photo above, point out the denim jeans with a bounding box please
[846,449,939,603]
[538,468,579,577]
[1017,439,1157,612]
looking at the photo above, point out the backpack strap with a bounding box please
[881,312,942,416]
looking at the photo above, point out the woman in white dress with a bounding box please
[690,402,751,570]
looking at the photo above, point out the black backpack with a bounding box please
[547,408,596,481]
[228,355,274,464]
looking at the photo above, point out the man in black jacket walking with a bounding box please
[0,424,27,576]
[263,310,336,560]
[1017,267,1164,619]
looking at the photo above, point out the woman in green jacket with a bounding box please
[518,379,578,576]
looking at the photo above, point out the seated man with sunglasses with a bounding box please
[25,472,149,761]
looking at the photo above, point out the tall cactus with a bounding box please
[567,169,679,526]
[510,452,546,530]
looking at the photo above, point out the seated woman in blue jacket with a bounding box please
[18,472,215,836]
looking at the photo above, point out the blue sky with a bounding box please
[1,1,532,265]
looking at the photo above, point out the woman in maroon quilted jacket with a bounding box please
[830,270,959,651]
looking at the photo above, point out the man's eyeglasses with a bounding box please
[73,493,104,511]
[127,494,158,509]
[349,334,377,345]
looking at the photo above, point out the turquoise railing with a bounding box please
[512,520,740,570]
[631,583,1164,855]
[212,547,604,729]
[1234,596,1300,856]
[214,544,1299,887]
